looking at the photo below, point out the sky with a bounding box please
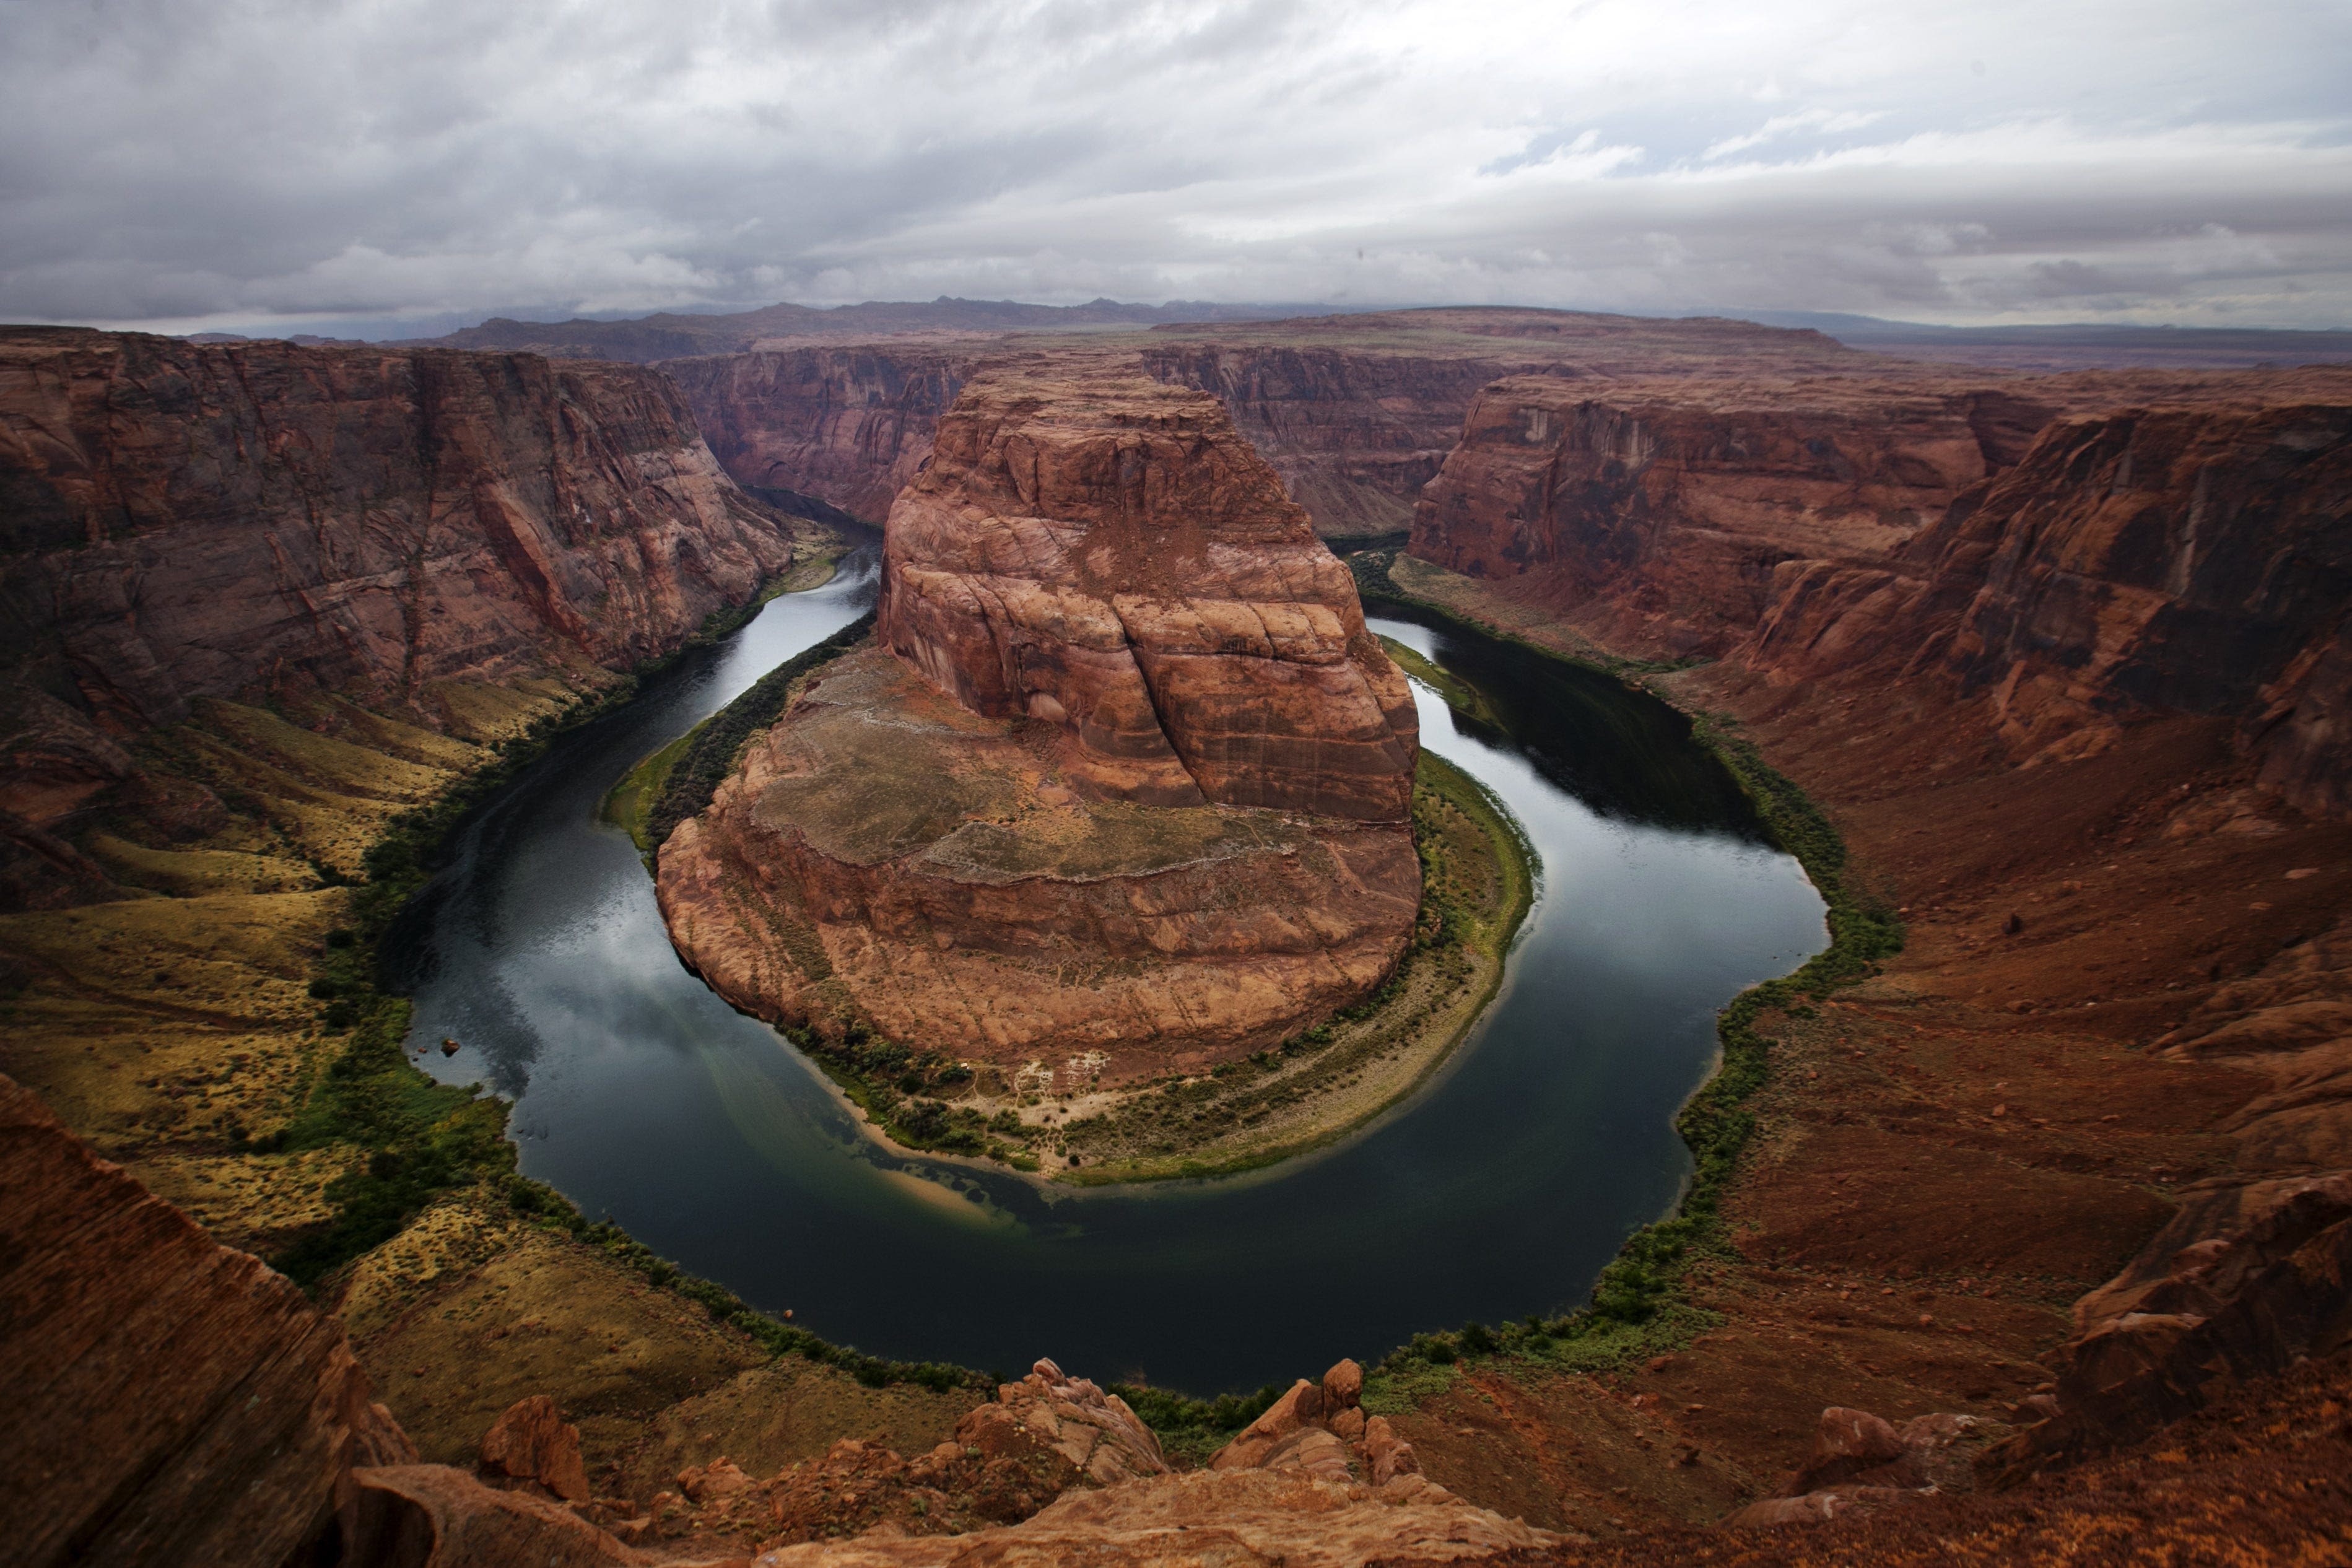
[4,0,2350,337]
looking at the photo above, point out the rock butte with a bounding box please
[657,375,1421,1074]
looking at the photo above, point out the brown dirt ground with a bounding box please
[1371,565,2352,1541]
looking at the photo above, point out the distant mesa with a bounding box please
[655,373,1422,1077]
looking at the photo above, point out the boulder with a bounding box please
[1795,1406,1911,1491]
[1363,1415,1421,1487]
[1320,1357,1364,1413]
[477,1395,590,1503]
[1209,1379,1323,1470]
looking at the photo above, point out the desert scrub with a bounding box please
[256,681,671,1287]
[1343,547,1904,1390]
[622,610,877,854]
[499,1175,987,1395]
[1105,1380,1289,1466]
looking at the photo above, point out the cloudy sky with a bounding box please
[6,0,2350,336]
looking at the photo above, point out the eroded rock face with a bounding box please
[0,1073,417,1568]
[479,1395,592,1502]
[1741,393,2352,815]
[660,376,1420,1072]
[1409,375,2030,655]
[879,376,1418,822]
[665,346,975,524]
[0,328,794,733]
[657,643,1420,1071]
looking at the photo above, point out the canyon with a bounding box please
[0,327,806,909]
[2,305,2351,1564]
[655,373,1423,1094]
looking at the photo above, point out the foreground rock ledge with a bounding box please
[658,375,1422,1076]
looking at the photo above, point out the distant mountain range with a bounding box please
[176,298,2352,372]
[383,296,1307,362]
[1741,311,2352,370]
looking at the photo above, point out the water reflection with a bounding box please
[390,548,1826,1393]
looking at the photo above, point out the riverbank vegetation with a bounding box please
[743,744,1535,1185]
[1341,546,1904,1406]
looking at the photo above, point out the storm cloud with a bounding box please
[4,0,2348,333]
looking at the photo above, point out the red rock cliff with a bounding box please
[1743,391,2352,814]
[1408,373,2052,655]
[0,328,794,731]
[0,328,797,886]
[657,374,1421,1073]
[879,375,1418,822]
[663,343,977,523]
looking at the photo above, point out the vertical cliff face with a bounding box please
[1,329,795,725]
[0,328,795,842]
[879,375,1419,821]
[1735,393,2352,812]
[663,344,976,523]
[1137,346,1522,537]
[656,373,1422,1071]
[1409,375,2030,654]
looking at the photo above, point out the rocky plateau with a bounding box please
[657,373,1421,1076]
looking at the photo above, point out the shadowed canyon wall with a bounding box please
[0,327,798,906]
[1408,366,2352,817]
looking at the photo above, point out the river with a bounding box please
[389,536,1825,1393]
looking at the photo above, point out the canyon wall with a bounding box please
[1406,365,2352,816]
[1746,395,2352,812]
[1408,374,2054,654]
[0,328,798,895]
[663,344,978,523]
[1138,344,1536,536]
[658,374,1421,1074]
[660,308,1887,540]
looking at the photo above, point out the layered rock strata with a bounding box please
[1409,373,2052,655]
[664,344,977,523]
[0,1073,416,1567]
[0,328,798,904]
[660,376,1420,1073]
[1408,367,2352,817]
[1741,392,2352,815]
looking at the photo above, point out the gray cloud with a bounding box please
[3,0,2348,332]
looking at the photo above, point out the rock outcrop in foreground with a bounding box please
[1,1073,415,1566]
[659,376,1420,1074]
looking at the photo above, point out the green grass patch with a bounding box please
[604,730,694,853]
[637,611,876,853]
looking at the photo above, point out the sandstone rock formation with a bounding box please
[658,376,1421,1073]
[0,327,798,907]
[1411,365,2352,820]
[0,1072,416,1567]
[750,1465,1563,1568]
[1743,390,2352,816]
[1409,373,2048,655]
[1143,307,1869,538]
[666,345,976,523]
[877,375,1418,821]
[479,1395,593,1502]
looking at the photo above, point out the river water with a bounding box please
[390,538,1825,1393]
